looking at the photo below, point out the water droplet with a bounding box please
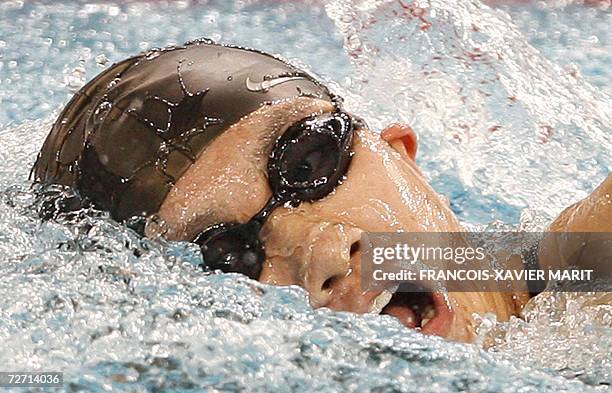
[144,214,168,238]
[93,101,112,124]
[145,50,161,60]
[107,5,120,17]
[95,54,109,67]
[174,0,189,10]
[107,77,121,89]
[63,64,87,92]
[346,34,362,52]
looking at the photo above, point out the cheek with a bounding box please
[307,148,421,231]
[309,133,461,233]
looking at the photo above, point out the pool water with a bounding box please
[0,0,610,391]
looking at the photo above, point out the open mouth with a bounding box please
[370,283,453,337]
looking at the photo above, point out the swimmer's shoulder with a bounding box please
[536,174,612,282]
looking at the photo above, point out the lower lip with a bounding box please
[420,293,453,337]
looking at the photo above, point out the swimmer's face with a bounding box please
[152,97,521,342]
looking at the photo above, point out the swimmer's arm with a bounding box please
[537,174,612,274]
[548,173,612,233]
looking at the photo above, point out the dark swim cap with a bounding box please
[33,39,335,223]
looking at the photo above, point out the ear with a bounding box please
[381,123,418,161]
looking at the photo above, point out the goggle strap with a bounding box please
[251,196,284,226]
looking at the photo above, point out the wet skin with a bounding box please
[538,174,612,278]
[148,97,526,342]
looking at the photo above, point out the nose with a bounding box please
[303,240,361,308]
[258,213,365,310]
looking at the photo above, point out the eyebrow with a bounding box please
[249,112,305,165]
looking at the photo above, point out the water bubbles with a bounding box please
[145,50,161,60]
[107,5,120,17]
[479,286,612,386]
[473,312,497,347]
[93,101,112,126]
[174,1,190,10]
[0,1,24,11]
[326,0,612,225]
[346,34,362,53]
[107,77,121,89]
[94,53,109,67]
[518,208,549,231]
[63,62,86,92]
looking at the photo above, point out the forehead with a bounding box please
[152,97,336,241]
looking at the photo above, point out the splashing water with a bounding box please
[0,0,610,391]
[477,287,611,386]
[324,0,611,224]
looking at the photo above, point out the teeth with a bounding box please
[406,314,415,325]
[422,318,431,326]
[423,305,436,320]
[369,289,394,314]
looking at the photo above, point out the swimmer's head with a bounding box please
[33,40,525,342]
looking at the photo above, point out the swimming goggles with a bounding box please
[194,111,355,279]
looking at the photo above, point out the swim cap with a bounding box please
[33,39,335,223]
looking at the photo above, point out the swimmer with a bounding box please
[32,40,612,342]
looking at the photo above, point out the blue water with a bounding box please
[0,1,610,392]
[1,2,609,125]
[0,1,348,126]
